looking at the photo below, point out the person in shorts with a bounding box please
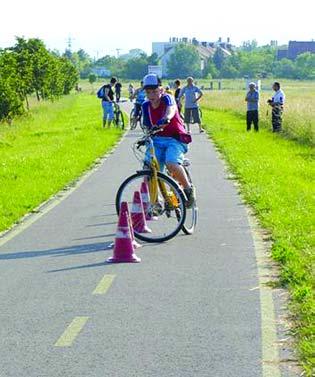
[141,74,195,207]
[178,77,204,133]
[100,77,117,128]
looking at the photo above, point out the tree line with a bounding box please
[167,42,315,80]
[79,41,315,80]
[0,37,78,121]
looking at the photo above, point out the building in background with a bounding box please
[91,67,111,78]
[277,40,315,60]
[152,37,234,77]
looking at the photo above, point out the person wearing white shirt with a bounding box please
[267,82,285,132]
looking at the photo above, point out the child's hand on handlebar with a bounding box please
[156,118,170,127]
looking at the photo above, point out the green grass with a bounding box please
[201,87,315,146]
[202,108,314,375]
[0,92,123,233]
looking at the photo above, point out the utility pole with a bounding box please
[67,36,74,52]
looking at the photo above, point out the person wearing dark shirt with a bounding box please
[174,79,183,118]
[245,82,259,131]
[115,81,122,102]
[100,77,116,128]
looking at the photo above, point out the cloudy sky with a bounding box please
[1,0,314,58]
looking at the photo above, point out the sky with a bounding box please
[1,0,314,58]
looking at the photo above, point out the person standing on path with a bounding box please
[245,82,259,132]
[115,81,122,102]
[99,77,117,128]
[268,82,285,133]
[128,83,134,101]
[178,77,204,133]
[174,79,183,118]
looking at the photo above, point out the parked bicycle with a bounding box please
[129,106,144,131]
[113,102,125,129]
[115,127,197,242]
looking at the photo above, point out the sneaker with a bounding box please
[199,128,205,133]
[184,186,196,208]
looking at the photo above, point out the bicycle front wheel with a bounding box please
[116,170,186,242]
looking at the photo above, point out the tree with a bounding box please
[166,44,201,78]
[241,40,258,52]
[274,58,297,78]
[123,56,148,79]
[213,48,226,71]
[202,59,218,78]
[295,52,315,79]
[0,50,25,120]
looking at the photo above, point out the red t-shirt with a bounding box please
[142,94,187,139]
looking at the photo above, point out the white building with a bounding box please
[152,37,233,77]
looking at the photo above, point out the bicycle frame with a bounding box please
[144,135,179,209]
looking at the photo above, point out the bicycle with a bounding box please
[113,102,125,129]
[129,106,144,131]
[115,128,198,242]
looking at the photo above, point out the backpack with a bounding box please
[97,86,105,99]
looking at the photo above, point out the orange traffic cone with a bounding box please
[107,204,141,263]
[120,201,141,249]
[140,181,158,221]
[131,191,152,233]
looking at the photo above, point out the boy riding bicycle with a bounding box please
[141,74,195,207]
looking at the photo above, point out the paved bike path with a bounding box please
[1,102,267,376]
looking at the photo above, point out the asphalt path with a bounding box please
[0,101,284,376]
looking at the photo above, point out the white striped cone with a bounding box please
[107,207,141,263]
[120,201,141,249]
[131,191,151,233]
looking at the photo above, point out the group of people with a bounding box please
[128,77,205,134]
[245,81,285,133]
[97,74,287,207]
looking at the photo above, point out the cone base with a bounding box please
[132,240,142,249]
[106,255,141,263]
[146,215,158,221]
[133,225,152,233]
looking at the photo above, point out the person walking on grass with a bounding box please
[267,82,285,133]
[178,77,204,133]
[245,82,259,132]
[98,77,117,128]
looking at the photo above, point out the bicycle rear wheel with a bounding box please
[181,166,198,235]
[114,111,124,129]
[116,170,186,242]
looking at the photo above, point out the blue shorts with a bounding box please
[102,101,114,121]
[145,136,188,171]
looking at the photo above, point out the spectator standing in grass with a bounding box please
[178,77,204,133]
[245,82,259,132]
[268,82,285,132]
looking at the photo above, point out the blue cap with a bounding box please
[143,74,161,89]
